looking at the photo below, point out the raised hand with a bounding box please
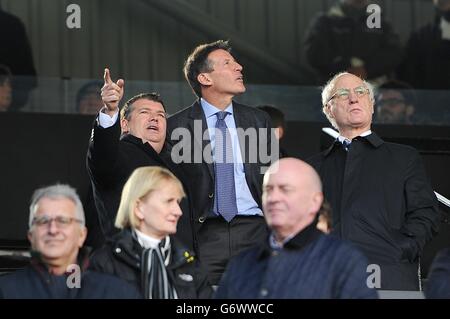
[101,68,124,115]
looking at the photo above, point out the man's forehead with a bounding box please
[264,169,296,186]
[132,100,165,112]
[208,49,233,61]
[334,74,364,89]
[36,197,76,213]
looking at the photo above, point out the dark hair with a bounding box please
[257,105,286,130]
[377,80,417,106]
[0,64,12,85]
[120,92,165,120]
[76,81,102,111]
[183,40,232,98]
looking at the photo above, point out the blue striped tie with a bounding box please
[214,111,238,222]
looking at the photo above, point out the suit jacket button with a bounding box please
[198,217,206,223]
[208,193,214,198]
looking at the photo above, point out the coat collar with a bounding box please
[110,228,196,269]
[258,221,322,260]
[323,131,384,157]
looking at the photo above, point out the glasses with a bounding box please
[32,215,83,228]
[328,86,369,103]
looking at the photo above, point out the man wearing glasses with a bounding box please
[0,184,141,298]
[308,72,440,291]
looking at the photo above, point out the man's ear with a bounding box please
[312,192,324,214]
[120,118,129,134]
[197,73,212,86]
[324,103,333,119]
[78,226,87,248]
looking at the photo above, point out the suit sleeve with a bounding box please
[86,116,122,185]
[402,151,440,253]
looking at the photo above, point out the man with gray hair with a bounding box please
[0,184,141,298]
[308,72,440,290]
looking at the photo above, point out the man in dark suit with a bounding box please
[167,40,276,285]
[86,69,193,250]
[308,72,440,290]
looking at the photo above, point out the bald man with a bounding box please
[215,158,377,299]
[308,72,439,290]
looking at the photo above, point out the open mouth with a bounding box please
[147,125,158,131]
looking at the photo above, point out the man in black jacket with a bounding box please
[0,184,141,299]
[86,69,193,249]
[307,72,440,290]
[167,40,276,285]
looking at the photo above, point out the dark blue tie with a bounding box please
[214,111,238,222]
[342,139,351,152]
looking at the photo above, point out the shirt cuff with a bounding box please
[97,109,119,128]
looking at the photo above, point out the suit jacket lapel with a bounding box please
[188,101,214,180]
[233,102,252,180]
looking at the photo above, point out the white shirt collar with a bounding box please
[337,130,372,144]
[200,98,233,119]
[134,229,161,249]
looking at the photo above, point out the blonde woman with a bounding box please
[90,166,212,299]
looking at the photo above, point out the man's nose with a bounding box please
[47,220,59,234]
[265,190,279,202]
[349,91,359,102]
[235,62,243,71]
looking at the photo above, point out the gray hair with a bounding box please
[28,184,86,229]
[321,72,375,128]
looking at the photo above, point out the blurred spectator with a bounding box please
[375,80,416,125]
[398,0,450,90]
[304,0,402,84]
[76,81,103,115]
[0,7,37,111]
[0,65,12,112]
[0,184,141,299]
[257,105,288,157]
[425,247,450,298]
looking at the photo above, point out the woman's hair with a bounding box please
[115,166,185,229]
